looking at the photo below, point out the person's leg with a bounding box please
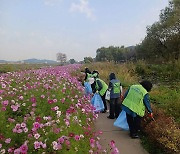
[101,93,107,112]
[126,113,137,138]
[114,97,121,118]
[134,115,142,133]
[108,98,115,118]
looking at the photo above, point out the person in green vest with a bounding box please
[122,80,153,139]
[107,73,123,119]
[92,70,108,113]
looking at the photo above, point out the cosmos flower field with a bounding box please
[0,65,119,154]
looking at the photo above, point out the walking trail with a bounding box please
[95,111,148,154]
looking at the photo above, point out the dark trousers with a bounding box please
[101,93,107,111]
[126,113,141,136]
[109,98,121,118]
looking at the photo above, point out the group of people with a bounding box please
[82,67,153,139]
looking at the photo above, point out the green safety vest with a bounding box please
[111,81,121,93]
[85,73,93,82]
[95,78,108,96]
[122,85,148,117]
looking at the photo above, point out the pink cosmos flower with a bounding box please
[110,140,115,148]
[30,97,36,103]
[34,133,40,139]
[21,123,26,128]
[1,107,6,111]
[35,116,41,122]
[11,105,18,111]
[20,144,28,153]
[33,122,40,129]
[1,100,8,106]
[58,137,64,144]
[8,148,14,153]
[41,94,45,98]
[23,128,28,133]
[8,118,15,123]
[19,96,24,100]
[74,135,80,141]
[17,129,23,134]
[112,147,119,154]
[65,140,70,146]
[14,148,21,154]
[34,141,41,149]
[5,138,11,144]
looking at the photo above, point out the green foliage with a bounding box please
[95,46,136,62]
[84,57,94,63]
[136,0,180,62]
[69,59,76,64]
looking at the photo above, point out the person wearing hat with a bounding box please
[107,73,123,119]
[121,80,153,139]
[92,71,108,113]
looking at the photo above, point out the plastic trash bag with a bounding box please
[114,110,129,130]
[91,93,104,112]
[88,77,95,84]
[105,90,110,100]
[84,82,92,95]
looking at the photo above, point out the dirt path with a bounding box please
[95,111,148,154]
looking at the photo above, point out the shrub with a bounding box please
[142,106,180,154]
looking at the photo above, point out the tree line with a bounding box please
[91,0,180,64]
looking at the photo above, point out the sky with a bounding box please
[0,0,169,61]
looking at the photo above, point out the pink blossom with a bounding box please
[1,100,8,106]
[1,107,6,111]
[21,123,26,128]
[11,105,18,111]
[111,147,119,154]
[110,140,115,148]
[41,95,45,98]
[8,148,14,153]
[34,141,41,149]
[0,144,2,148]
[41,143,47,149]
[65,140,70,146]
[19,96,24,100]
[33,122,40,129]
[17,129,23,134]
[23,128,28,133]
[58,137,65,144]
[1,83,6,88]
[34,133,40,139]
[8,118,15,123]
[5,138,11,144]
[14,148,21,154]
[74,135,80,141]
[20,144,28,153]
[30,97,36,103]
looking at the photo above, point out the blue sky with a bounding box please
[0,0,169,61]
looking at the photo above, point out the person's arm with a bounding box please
[108,82,113,91]
[143,94,153,113]
[120,82,123,95]
[123,88,129,98]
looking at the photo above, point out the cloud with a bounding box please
[43,0,63,6]
[70,0,96,20]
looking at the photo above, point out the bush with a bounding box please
[142,106,180,154]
